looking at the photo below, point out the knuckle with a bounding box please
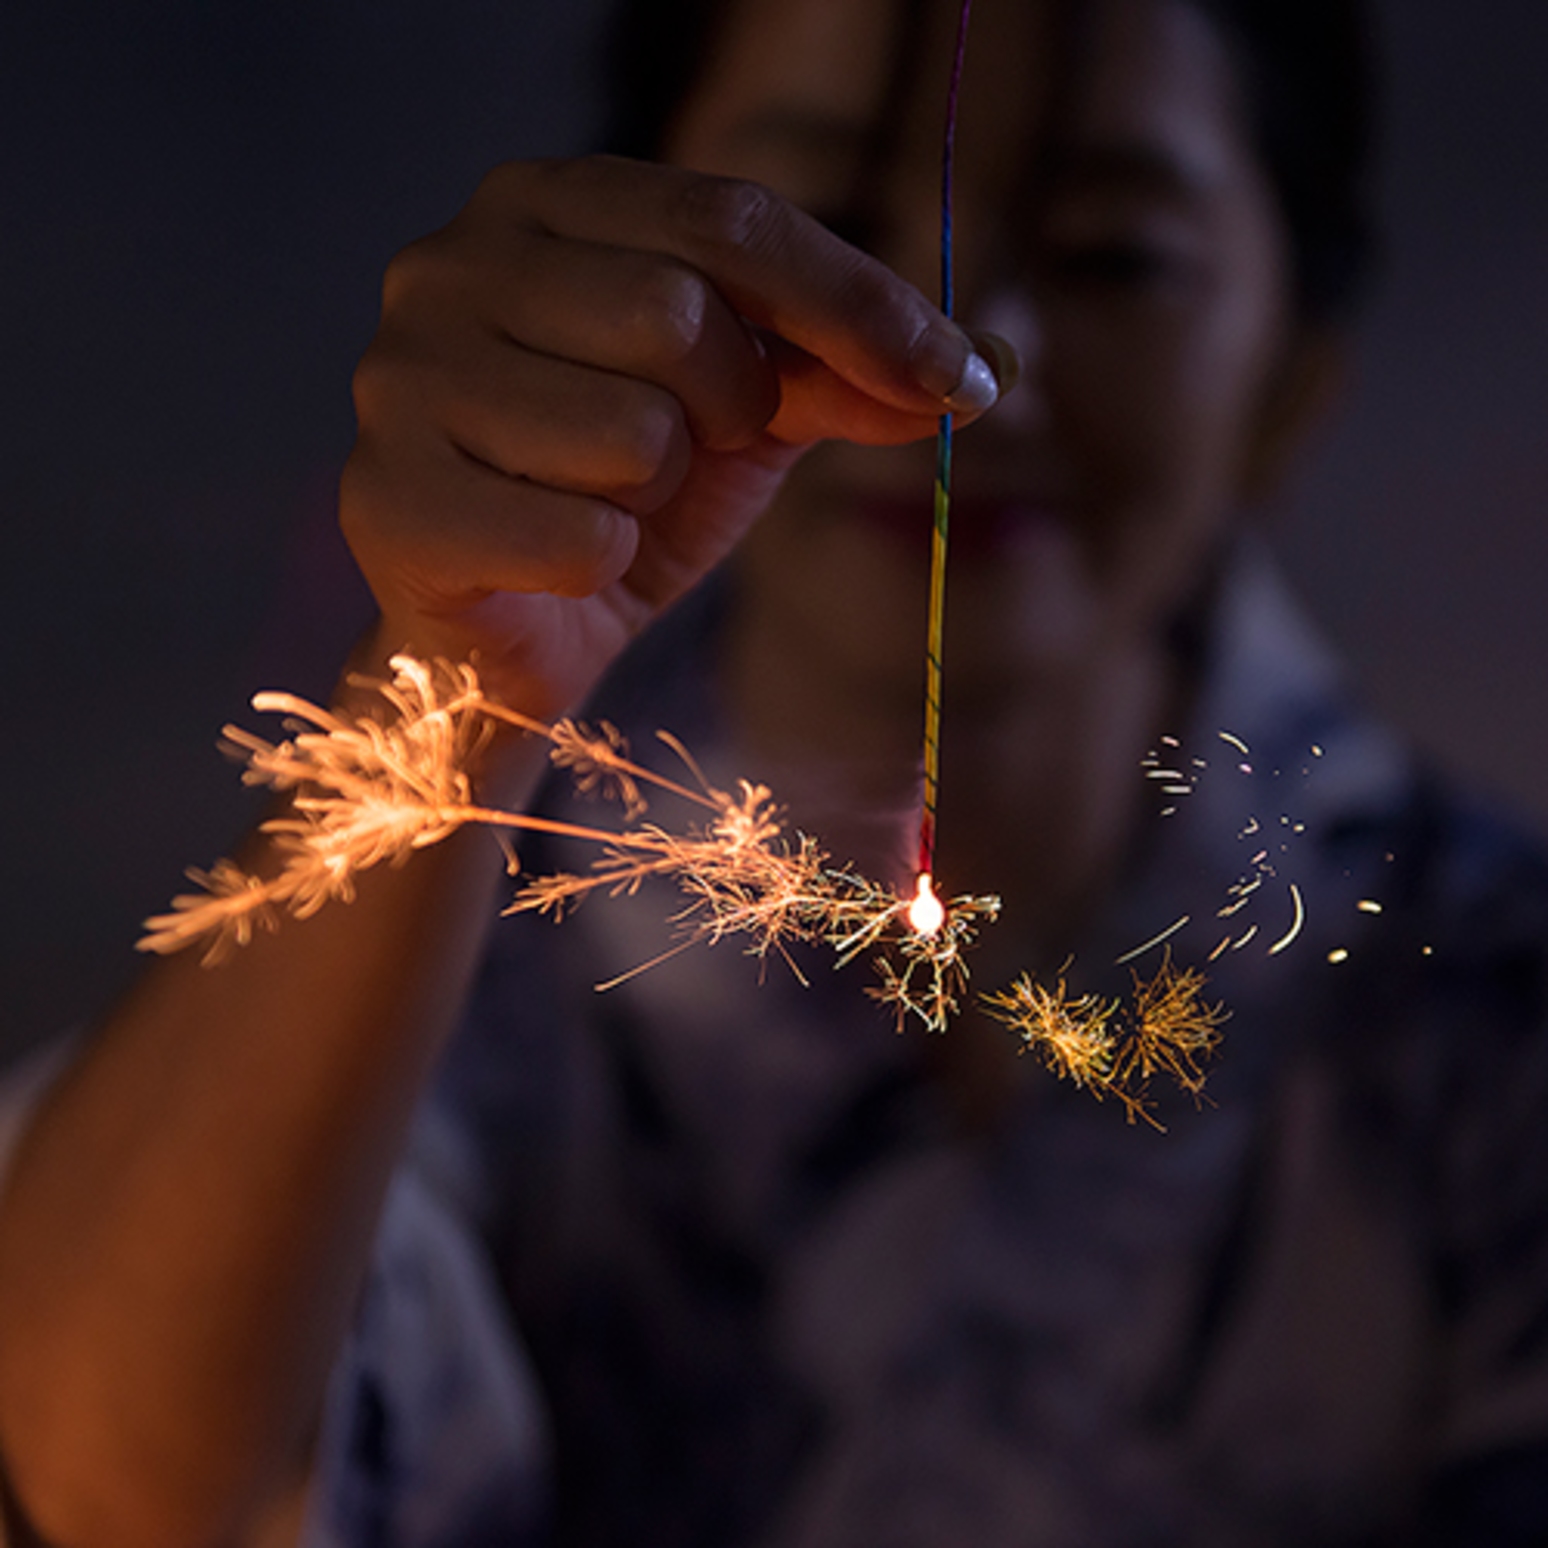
[833,250,901,330]
[626,260,711,366]
[676,174,779,257]
[833,255,934,382]
[599,391,685,490]
[527,154,615,215]
[469,158,531,207]
[379,233,448,315]
[455,161,544,247]
[566,151,624,182]
[349,326,426,425]
[564,497,636,579]
[349,341,396,422]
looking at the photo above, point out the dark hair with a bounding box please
[601,0,1378,323]
[1193,0,1377,321]
[602,0,722,164]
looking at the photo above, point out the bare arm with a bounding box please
[0,155,1001,1548]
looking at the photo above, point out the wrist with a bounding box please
[333,619,554,811]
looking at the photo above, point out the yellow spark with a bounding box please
[140,653,1234,1093]
[986,973,1118,1096]
[1114,913,1191,966]
[1218,730,1251,756]
[1356,899,1383,915]
[138,653,1001,1033]
[984,956,1227,1129]
[1328,947,1350,964]
[1266,881,1306,956]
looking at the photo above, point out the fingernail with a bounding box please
[972,330,1021,397]
[944,350,999,415]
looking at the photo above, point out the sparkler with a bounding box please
[915,0,974,887]
[138,654,999,1032]
[138,650,1224,1114]
[138,0,1235,1117]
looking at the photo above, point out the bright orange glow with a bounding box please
[908,872,946,937]
[141,652,1231,1107]
[138,654,1001,1032]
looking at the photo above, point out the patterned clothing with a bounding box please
[306,552,1548,1547]
[9,553,1548,1545]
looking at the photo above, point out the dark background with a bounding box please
[2,0,1545,1061]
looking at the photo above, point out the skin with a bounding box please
[686,0,1325,1111]
[703,0,1301,887]
[0,0,1335,1542]
[339,157,1003,725]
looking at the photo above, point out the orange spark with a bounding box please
[140,653,1230,1103]
[908,873,946,936]
[138,654,1001,1032]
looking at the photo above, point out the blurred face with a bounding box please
[667,0,1300,710]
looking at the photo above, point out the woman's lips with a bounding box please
[846,492,1068,559]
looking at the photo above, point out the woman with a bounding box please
[3,0,1547,1543]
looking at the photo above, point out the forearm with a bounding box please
[0,671,542,1548]
[0,140,1005,1546]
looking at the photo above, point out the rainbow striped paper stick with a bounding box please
[917,0,973,881]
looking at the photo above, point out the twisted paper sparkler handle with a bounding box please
[918,0,974,881]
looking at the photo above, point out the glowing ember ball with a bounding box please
[908,872,946,937]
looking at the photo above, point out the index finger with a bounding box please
[481,156,1000,420]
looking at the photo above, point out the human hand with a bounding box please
[341,155,1005,716]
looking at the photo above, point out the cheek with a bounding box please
[1042,282,1285,620]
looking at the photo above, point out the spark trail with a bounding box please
[141,654,1224,1108]
[135,6,1231,1113]
[138,655,999,1033]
